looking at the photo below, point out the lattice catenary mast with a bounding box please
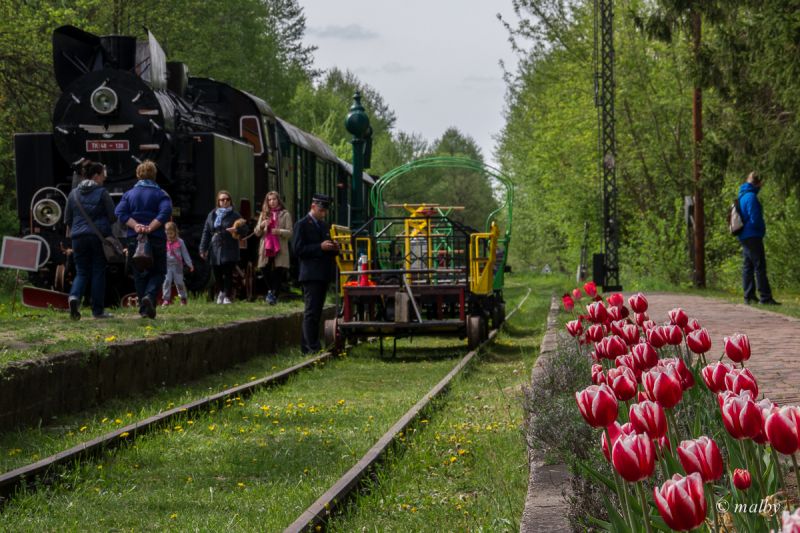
[593,0,622,291]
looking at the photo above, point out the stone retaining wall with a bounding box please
[520,296,571,533]
[0,308,333,432]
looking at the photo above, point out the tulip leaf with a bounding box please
[600,492,631,532]
[574,459,617,491]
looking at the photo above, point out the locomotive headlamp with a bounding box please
[32,198,62,227]
[90,86,118,115]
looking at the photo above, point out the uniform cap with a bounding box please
[312,193,333,208]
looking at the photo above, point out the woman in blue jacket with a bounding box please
[64,162,117,320]
[114,160,173,319]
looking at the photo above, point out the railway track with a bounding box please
[0,351,331,503]
[286,288,530,532]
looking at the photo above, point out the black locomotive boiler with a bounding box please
[14,25,372,301]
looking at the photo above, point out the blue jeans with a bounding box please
[742,237,773,302]
[69,235,107,316]
[128,235,167,313]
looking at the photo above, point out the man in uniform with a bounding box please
[292,194,339,353]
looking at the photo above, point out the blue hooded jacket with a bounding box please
[64,179,117,238]
[738,181,765,241]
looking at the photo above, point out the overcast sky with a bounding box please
[300,0,520,166]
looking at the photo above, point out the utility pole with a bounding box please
[691,9,705,288]
[594,0,622,292]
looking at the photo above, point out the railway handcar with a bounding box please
[13,25,372,303]
[325,157,513,351]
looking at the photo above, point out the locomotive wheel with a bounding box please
[244,262,255,301]
[324,318,344,353]
[467,315,484,350]
[54,264,66,292]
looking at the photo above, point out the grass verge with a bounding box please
[0,293,305,367]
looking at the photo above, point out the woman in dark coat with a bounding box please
[199,190,248,304]
[64,161,117,320]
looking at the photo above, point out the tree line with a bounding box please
[0,0,498,238]
[498,0,800,289]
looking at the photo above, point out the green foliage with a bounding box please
[498,0,800,290]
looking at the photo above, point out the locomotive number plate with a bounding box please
[86,140,130,152]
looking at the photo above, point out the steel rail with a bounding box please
[0,351,332,503]
[285,288,531,532]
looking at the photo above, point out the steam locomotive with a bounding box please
[14,25,372,300]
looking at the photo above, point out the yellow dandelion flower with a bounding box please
[114,418,122,424]
[101,417,108,423]
[104,336,117,343]
[97,465,103,470]
[249,376,256,380]
[170,513,177,519]
[120,432,129,438]
[186,476,193,483]
[187,420,194,425]
[337,399,345,406]
[315,526,322,532]
[449,456,457,463]
[237,482,245,488]
[208,424,216,431]
[79,426,88,432]
[458,449,466,455]
[411,507,417,513]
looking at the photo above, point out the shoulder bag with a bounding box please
[73,195,126,263]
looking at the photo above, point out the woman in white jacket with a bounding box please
[254,191,293,304]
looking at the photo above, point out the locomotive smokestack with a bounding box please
[99,35,137,71]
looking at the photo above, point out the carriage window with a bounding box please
[239,116,263,155]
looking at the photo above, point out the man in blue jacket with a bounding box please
[292,193,339,353]
[738,171,779,305]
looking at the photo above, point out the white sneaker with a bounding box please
[222,297,232,305]
[216,291,224,305]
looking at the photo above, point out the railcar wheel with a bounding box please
[492,302,506,329]
[324,318,344,352]
[467,315,484,350]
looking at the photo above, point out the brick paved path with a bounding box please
[645,293,799,405]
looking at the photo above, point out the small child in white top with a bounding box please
[162,221,194,306]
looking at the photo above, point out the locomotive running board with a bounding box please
[21,286,70,311]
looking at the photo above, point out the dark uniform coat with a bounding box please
[292,213,337,282]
